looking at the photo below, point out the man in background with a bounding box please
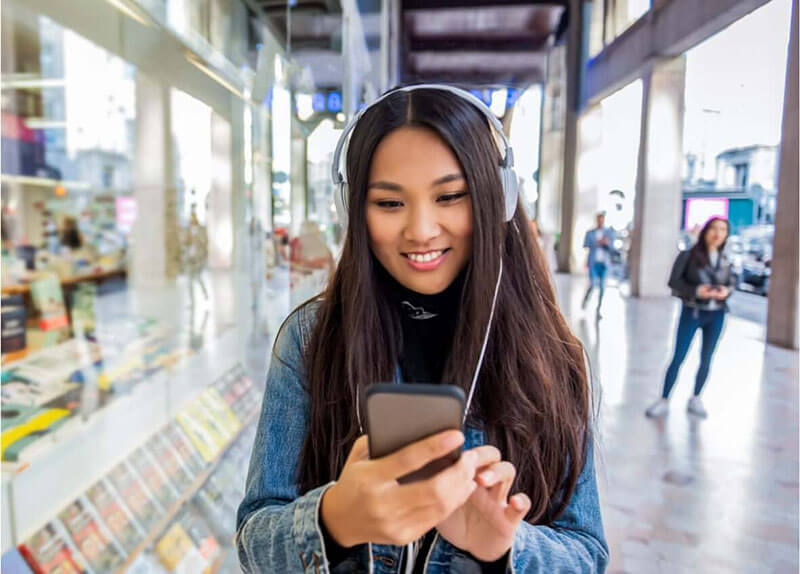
[582,211,615,319]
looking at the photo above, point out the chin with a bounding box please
[405,276,454,295]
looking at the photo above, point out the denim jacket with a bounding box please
[236,303,609,573]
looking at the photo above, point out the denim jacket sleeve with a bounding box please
[507,441,609,573]
[235,305,337,573]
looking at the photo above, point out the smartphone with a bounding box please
[364,383,465,483]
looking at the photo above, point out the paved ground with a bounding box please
[557,274,798,573]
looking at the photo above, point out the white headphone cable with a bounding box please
[463,260,503,422]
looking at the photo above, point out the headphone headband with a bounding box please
[331,84,519,224]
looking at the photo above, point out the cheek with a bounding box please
[449,204,474,247]
[366,209,397,253]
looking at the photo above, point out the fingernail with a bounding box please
[479,471,495,483]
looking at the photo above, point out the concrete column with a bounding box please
[538,45,566,240]
[557,0,584,272]
[131,73,175,287]
[767,0,799,350]
[230,96,248,272]
[629,57,686,297]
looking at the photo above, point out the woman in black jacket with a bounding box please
[646,217,736,419]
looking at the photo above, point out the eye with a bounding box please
[437,191,468,203]
[375,200,404,209]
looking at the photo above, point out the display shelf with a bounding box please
[116,410,257,573]
[1,325,246,552]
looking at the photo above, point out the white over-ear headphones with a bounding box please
[330,84,520,228]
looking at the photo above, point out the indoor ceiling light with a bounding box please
[186,52,245,99]
[1,77,65,90]
[103,0,152,27]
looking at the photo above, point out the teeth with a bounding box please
[408,250,443,263]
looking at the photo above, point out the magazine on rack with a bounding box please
[163,422,207,475]
[18,520,88,574]
[107,461,164,532]
[85,478,145,554]
[1,403,71,462]
[58,497,126,572]
[145,434,193,493]
[128,448,181,511]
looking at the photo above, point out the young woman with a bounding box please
[646,217,735,419]
[237,86,608,573]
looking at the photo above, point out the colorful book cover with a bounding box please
[145,434,193,493]
[85,478,144,554]
[176,408,223,463]
[198,388,241,436]
[18,521,86,574]
[1,404,71,462]
[187,396,234,444]
[153,522,195,571]
[128,447,180,510]
[1,295,27,353]
[163,423,206,474]
[58,497,125,572]
[175,506,220,564]
[29,274,69,331]
[107,461,163,532]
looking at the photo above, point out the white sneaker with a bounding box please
[687,396,708,418]
[645,398,669,418]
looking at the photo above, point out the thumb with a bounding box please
[503,493,531,526]
[347,435,370,463]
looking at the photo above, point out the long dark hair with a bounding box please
[293,88,591,524]
[689,217,730,267]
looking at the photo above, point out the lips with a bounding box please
[402,248,451,271]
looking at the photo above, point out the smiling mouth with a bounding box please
[402,248,451,263]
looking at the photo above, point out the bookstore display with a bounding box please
[1,318,195,463]
[2,364,262,573]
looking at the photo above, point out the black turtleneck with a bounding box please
[321,263,507,572]
[376,262,464,384]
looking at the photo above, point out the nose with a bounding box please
[403,203,441,245]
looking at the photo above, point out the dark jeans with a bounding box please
[662,304,726,398]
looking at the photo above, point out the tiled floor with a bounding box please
[555,275,799,573]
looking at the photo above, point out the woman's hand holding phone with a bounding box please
[320,431,500,548]
[436,459,532,562]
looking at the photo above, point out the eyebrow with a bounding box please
[366,173,464,192]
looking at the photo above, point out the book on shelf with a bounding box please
[29,274,69,331]
[1,295,27,353]
[145,433,193,493]
[198,388,241,436]
[175,408,224,463]
[175,506,220,564]
[1,403,72,462]
[163,422,207,475]
[128,447,181,509]
[153,522,205,573]
[107,461,164,532]
[18,520,88,574]
[58,497,126,572]
[85,478,146,554]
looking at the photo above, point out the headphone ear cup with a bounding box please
[334,182,349,229]
[500,166,519,222]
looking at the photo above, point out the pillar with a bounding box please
[131,73,176,287]
[767,0,799,349]
[208,111,233,270]
[557,0,584,272]
[629,56,686,297]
